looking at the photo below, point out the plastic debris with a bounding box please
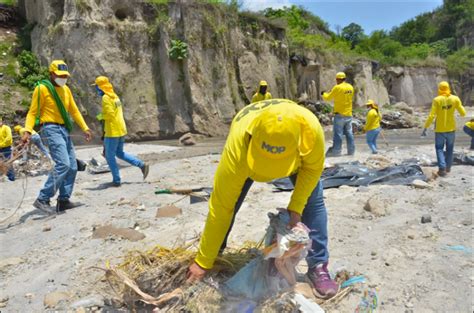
[355,288,378,313]
[293,293,325,313]
[341,275,366,288]
[444,245,472,254]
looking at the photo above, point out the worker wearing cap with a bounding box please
[463,119,474,150]
[0,116,15,181]
[22,60,92,214]
[322,72,355,156]
[363,100,382,154]
[251,80,272,103]
[187,99,339,299]
[93,76,149,187]
[14,125,50,159]
[422,81,465,176]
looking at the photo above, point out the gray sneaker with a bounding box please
[141,163,149,180]
[33,199,56,215]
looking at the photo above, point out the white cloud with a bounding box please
[242,0,293,11]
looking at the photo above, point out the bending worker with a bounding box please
[322,72,355,156]
[14,125,50,160]
[94,76,149,187]
[463,119,474,150]
[187,99,339,299]
[22,60,92,214]
[251,80,272,103]
[422,81,465,177]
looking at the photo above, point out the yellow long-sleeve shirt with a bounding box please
[364,109,381,131]
[102,95,127,137]
[195,99,325,269]
[18,128,38,136]
[465,121,474,130]
[322,82,354,116]
[424,94,465,132]
[0,125,13,148]
[251,92,272,103]
[25,83,89,133]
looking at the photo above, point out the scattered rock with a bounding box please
[421,214,432,224]
[92,225,146,241]
[43,226,52,232]
[0,257,24,271]
[371,251,377,256]
[44,291,70,309]
[0,296,8,308]
[70,294,104,309]
[364,196,387,217]
[405,302,414,308]
[421,167,438,182]
[393,102,413,114]
[179,133,197,146]
[411,180,430,189]
[407,234,415,240]
[156,205,182,218]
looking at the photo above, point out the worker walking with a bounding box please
[463,119,474,150]
[186,99,339,299]
[21,60,92,214]
[363,100,382,154]
[251,80,272,103]
[93,76,149,187]
[0,116,15,181]
[14,125,50,160]
[422,81,465,176]
[322,72,355,156]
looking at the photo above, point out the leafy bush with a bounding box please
[17,51,49,89]
[446,47,474,76]
[168,39,188,60]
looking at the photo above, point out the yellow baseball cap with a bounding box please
[259,80,268,86]
[336,72,346,79]
[247,105,301,179]
[49,60,70,76]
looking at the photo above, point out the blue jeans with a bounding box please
[104,136,144,184]
[31,133,50,157]
[366,127,381,154]
[0,146,15,181]
[463,125,474,149]
[38,124,77,201]
[221,178,329,269]
[435,132,455,170]
[333,114,355,155]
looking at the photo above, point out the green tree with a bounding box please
[341,23,365,48]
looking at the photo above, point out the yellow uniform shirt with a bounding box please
[25,84,89,133]
[465,121,474,130]
[424,94,465,132]
[102,95,127,138]
[322,82,354,116]
[0,125,13,148]
[251,92,272,103]
[195,99,325,269]
[364,109,381,131]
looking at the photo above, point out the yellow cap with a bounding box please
[365,99,378,109]
[247,105,301,179]
[14,125,22,132]
[49,60,70,76]
[259,80,268,86]
[336,72,346,79]
[94,76,118,98]
[438,81,451,96]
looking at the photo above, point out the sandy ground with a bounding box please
[0,126,473,312]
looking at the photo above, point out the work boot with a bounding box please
[56,199,82,212]
[325,147,341,157]
[141,163,150,180]
[33,199,56,215]
[446,167,451,173]
[438,168,447,177]
[306,262,339,299]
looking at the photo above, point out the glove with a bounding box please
[421,129,427,137]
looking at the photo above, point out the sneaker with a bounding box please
[141,163,150,180]
[306,262,339,299]
[438,168,447,177]
[446,167,451,173]
[33,199,56,215]
[56,199,83,212]
[325,147,341,157]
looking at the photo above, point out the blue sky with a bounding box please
[242,0,444,34]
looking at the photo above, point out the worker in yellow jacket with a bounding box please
[422,81,465,176]
[251,80,272,103]
[463,119,474,150]
[0,116,15,181]
[21,60,92,214]
[187,99,339,299]
[363,100,382,154]
[94,76,149,187]
[322,72,355,156]
[14,125,50,160]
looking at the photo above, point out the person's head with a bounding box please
[438,81,451,96]
[247,103,308,179]
[258,80,268,94]
[365,99,378,110]
[14,125,22,133]
[336,72,346,84]
[49,60,70,87]
[93,76,117,98]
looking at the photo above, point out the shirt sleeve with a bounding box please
[25,85,41,133]
[102,96,116,121]
[424,99,437,129]
[68,88,89,132]
[195,148,249,269]
[455,97,466,117]
[322,86,337,101]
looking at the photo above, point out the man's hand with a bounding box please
[21,131,31,145]
[84,130,92,142]
[186,261,207,283]
[287,210,302,229]
[421,128,427,138]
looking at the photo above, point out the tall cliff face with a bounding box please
[19,0,290,139]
